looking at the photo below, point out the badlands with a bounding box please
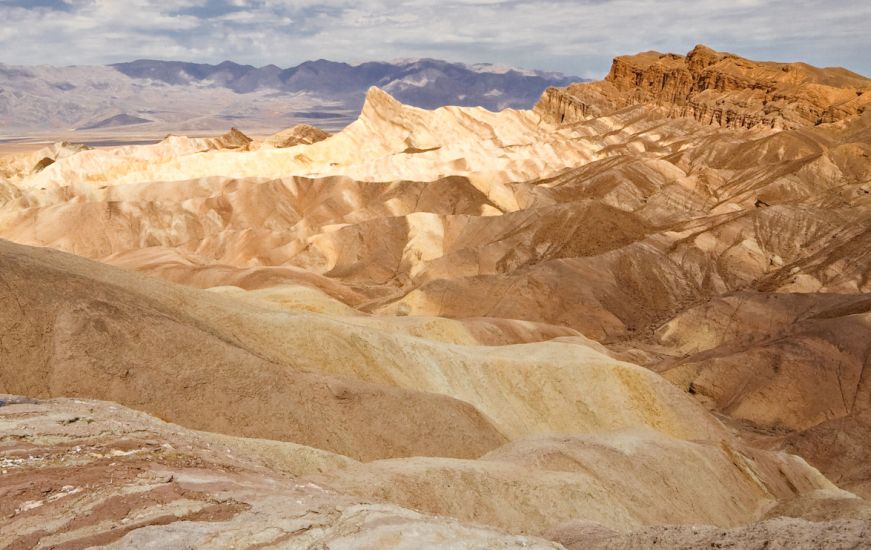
[1,45,870,548]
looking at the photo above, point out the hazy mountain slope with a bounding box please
[0,58,579,133]
[111,57,577,109]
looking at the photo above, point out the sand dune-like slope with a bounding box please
[656,291,871,497]
[0,239,725,448]
[3,240,858,545]
[0,240,510,462]
[316,431,855,535]
[2,44,870,547]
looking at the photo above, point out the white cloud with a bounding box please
[0,0,868,78]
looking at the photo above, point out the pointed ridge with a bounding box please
[211,127,253,150]
[265,124,331,148]
[360,86,406,124]
[688,44,718,57]
[364,86,402,108]
[686,44,724,71]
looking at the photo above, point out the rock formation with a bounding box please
[0,396,560,548]
[536,45,871,129]
[1,45,870,547]
[260,124,331,148]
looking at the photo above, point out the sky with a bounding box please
[0,0,869,79]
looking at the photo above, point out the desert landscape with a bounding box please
[1,41,870,548]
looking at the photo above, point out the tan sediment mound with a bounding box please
[210,127,253,150]
[259,123,331,148]
[655,292,871,498]
[0,133,231,187]
[314,430,845,536]
[536,44,871,129]
[657,293,870,431]
[0,141,90,182]
[0,238,727,447]
[0,239,508,461]
[764,490,871,522]
[0,128,255,187]
[0,396,558,549]
[781,416,871,500]
[209,283,584,346]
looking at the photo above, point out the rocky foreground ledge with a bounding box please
[2,396,869,549]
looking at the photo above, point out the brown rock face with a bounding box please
[210,127,253,150]
[536,44,871,129]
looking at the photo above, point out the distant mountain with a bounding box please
[0,58,583,134]
[78,113,151,130]
[110,58,578,110]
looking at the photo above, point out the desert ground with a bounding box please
[1,45,870,548]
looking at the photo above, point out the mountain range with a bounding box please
[0,58,579,134]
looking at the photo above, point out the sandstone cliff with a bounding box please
[536,44,871,129]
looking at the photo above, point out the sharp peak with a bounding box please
[360,87,407,122]
[365,86,401,105]
[215,60,251,68]
[302,58,349,66]
[218,127,252,143]
[688,44,719,55]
